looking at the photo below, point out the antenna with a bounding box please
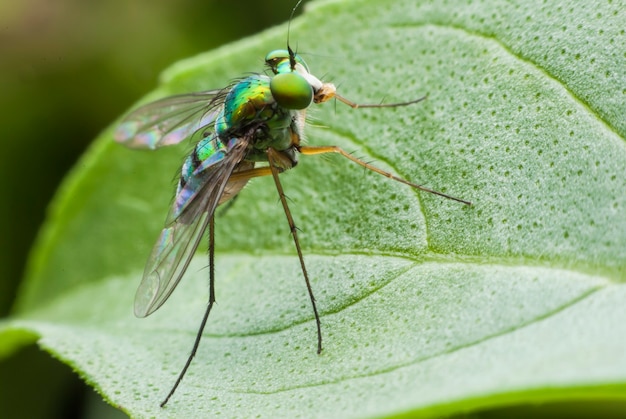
[287,0,304,70]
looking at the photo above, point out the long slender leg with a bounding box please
[334,93,427,109]
[267,148,323,354]
[298,145,472,206]
[227,166,275,182]
[160,215,217,407]
[226,148,470,205]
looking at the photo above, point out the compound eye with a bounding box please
[270,72,313,110]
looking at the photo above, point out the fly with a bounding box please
[114,2,471,407]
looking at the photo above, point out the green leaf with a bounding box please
[3,0,626,417]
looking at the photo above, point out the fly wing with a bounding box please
[134,136,250,317]
[115,90,226,150]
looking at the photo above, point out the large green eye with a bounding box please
[270,72,313,110]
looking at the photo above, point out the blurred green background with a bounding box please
[0,0,304,417]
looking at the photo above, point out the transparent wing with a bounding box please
[115,89,227,150]
[167,136,235,224]
[134,137,250,317]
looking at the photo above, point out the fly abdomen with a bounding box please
[174,134,231,221]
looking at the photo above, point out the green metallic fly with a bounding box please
[115,2,470,407]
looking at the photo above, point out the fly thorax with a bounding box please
[245,130,294,163]
[222,75,275,128]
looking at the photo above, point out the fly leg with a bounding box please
[220,151,323,353]
[334,93,428,109]
[160,215,217,407]
[298,145,471,205]
[266,147,323,354]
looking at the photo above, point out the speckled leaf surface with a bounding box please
[2,0,625,417]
